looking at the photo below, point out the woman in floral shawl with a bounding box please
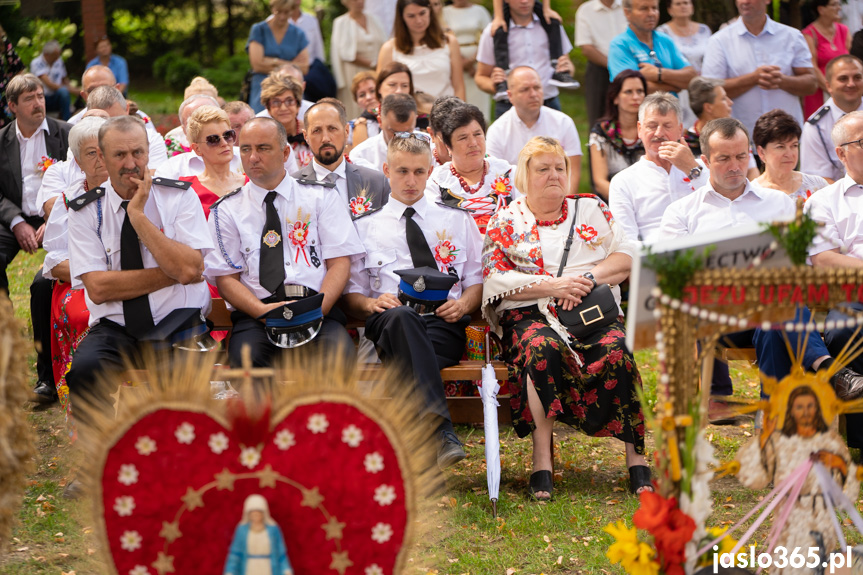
[482,136,650,500]
[425,102,517,235]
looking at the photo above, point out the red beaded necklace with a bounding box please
[533,199,568,229]
[450,160,488,194]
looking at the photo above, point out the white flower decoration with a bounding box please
[113,496,136,517]
[364,452,384,473]
[307,413,329,434]
[118,464,139,486]
[274,429,296,451]
[341,425,364,448]
[371,522,393,544]
[373,484,396,506]
[134,436,157,456]
[208,432,229,454]
[174,422,195,444]
[129,566,150,575]
[120,530,143,552]
[239,446,261,469]
[365,565,384,575]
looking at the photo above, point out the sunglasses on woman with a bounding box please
[200,129,237,147]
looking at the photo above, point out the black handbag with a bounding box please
[554,198,618,339]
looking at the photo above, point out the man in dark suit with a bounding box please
[292,98,390,218]
[0,74,71,402]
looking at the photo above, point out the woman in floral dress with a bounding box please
[482,136,649,500]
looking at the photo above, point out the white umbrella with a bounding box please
[480,332,502,516]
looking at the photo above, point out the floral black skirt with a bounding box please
[500,305,645,454]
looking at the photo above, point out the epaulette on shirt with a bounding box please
[152,177,192,190]
[808,105,830,125]
[68,186,106,211]
[296,178,336,189]
[210,186,243,211]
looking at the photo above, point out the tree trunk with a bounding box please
[226,0,235,57]
[205,0,215,66]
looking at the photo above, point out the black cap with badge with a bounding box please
[257,292,325,348]
[394,266,457,316]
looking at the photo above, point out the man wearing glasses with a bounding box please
[205,117,363,368]
[343,133,482,469]
[607,0,695,94]
[348,93,421,173]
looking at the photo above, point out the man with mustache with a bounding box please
[292,98,389,218]
[608,92,706,245]
[0,74,71,404]
[64,115,213,402]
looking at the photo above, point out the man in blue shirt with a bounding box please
[607,0,695,93]
[85,36,129,96]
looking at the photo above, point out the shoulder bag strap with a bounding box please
[557,198,579,278]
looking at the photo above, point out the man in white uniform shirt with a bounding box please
[808,111,863,447]
[609,92,707,244]
[65,115,213,402]
[348,93,418,173]
[576,0,628,127]
[801,55,863,182]
[485,67,582,193]
[205,118,363,368]
[292,99,390,217]
[700,0,816,136]
[659,118,861,419]
[344,134,483,469]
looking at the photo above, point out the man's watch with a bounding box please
[688,166,703,180]
[582,272,597,289]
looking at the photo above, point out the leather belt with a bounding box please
[262,285,315,304]
[402,300,442,316]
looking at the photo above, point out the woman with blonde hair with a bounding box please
[261,72,306,169]
[331,0,386,119]
[376,0,465,101]
[247,0,310,113]
[482,136,650,500]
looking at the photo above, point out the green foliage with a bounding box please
[202,54,251,101]
[764,208,820,266]
[15,20,77,67]
[152,52,203,93]
[644,246,716,300]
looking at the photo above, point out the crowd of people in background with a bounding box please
[5,0,863,501]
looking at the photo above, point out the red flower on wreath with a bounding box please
[491,175,512,197]
[349,196,373,216]
[290,221,309,247]
[434,240,459,265]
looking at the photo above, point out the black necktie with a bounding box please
[403,207,437,268]
[120,201,155,338]
[260,191,286,298]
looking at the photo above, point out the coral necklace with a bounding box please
[533,200,568,230]
[451,160,488,194]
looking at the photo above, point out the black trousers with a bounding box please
[228,311,355,369]
[31,269,55,384]
[825,302,863,448]
[365,306,468,429]
[585,61,611,129]
[0,214,43,293]
[492,0,563,71]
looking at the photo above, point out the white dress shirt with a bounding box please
[486,106,583,166]
[806,175,863,260]
[347,195,483,300]
[42,180,87,279]
[476,14,574,100]
[701,17,813,135]
[575,0,628,57]
[67,180,214,327]
[348,132,387,172]
[69,108,159,133]
[658,180,796,240]
[801,97,863,182]
[608,156,708,244]
[205,172,363,306]
[36,157,84,217]
[13,119,49,227]
[311,158,348,206]
[155,149,248,180]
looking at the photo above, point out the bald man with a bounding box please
[68,66,157,132]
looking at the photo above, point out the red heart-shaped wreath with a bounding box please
[98,399,411,575]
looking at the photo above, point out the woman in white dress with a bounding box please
[425,103,516,235]
[331,0,386,119]
[443,0,492,120]
[377,0,465,101]
[751,109,830,202]
[656,0,712,127]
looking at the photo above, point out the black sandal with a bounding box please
[628,465,654,495]
[529,470,553,501]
